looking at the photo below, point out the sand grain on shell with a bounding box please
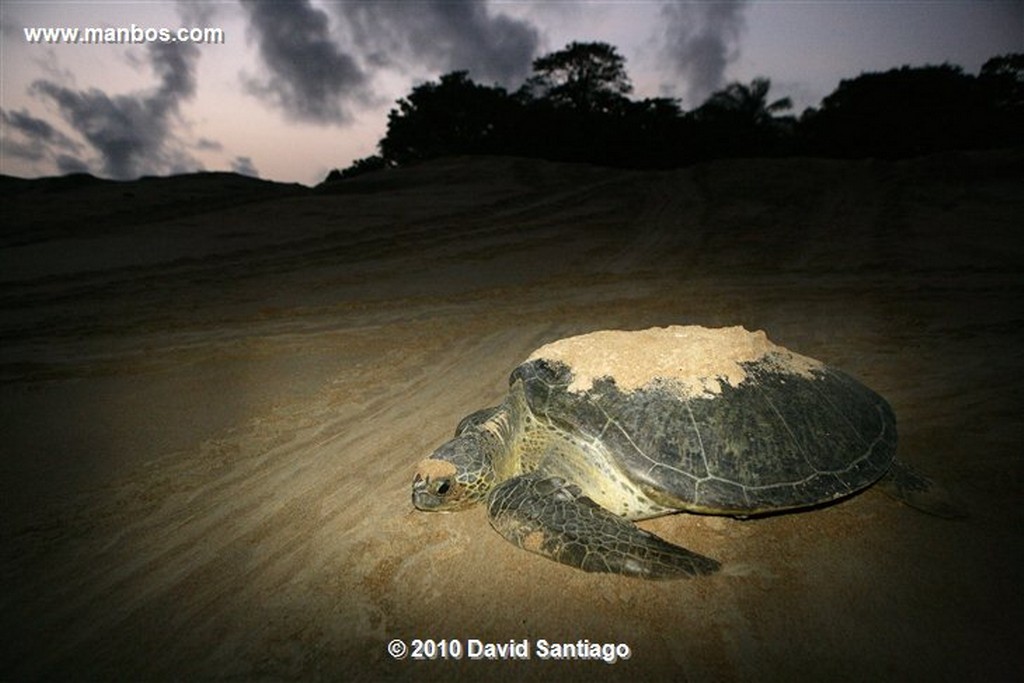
[527,325,824,396]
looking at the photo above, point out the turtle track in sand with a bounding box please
[2,152,1022,680]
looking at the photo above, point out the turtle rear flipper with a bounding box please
[486,473,719,579]
[876,458,967,519]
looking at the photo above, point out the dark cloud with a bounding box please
[56,154,91,175]
[1,108,82,161]
[239,0,369,124]
[149,40,198,104]
[230,155,259,178]
[338,1,540,87]
[28,40,202,179]
[238,0,539,125]
[660,1,750,106]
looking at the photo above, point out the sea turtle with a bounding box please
[412,325,959,579]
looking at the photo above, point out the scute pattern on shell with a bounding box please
[511,351,896,515]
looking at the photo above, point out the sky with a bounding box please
[1,1,1021,186]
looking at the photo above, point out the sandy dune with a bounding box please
[1,152,1022,680]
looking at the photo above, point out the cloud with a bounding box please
[660,1,750,106]
[230,155,259,177]
[338,1,540,87]
[195,137,223,152]
[239,0,540,125]
[149,39,198,104]
[1,108,82,162]
[239,0,369,124]
[176,0,216,27]
[56,154,91,175]
[28,40,203,179]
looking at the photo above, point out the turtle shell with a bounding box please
[511,354,897,515]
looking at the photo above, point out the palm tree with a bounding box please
[697,77,792,126]
[692,78,795,157]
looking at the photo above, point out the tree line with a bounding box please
[329,42,1023,180]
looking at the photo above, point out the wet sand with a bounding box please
[1,152,1022,680]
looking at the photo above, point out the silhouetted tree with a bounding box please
[798,64,993,158]
[975,53,1024,148]
[692,78,795,157]
[521,41,633,114]
[379,71,515,165]
[325,155,389,182]
[979,53,1024,106]
[342,44,1020,178]
[512,41,675,166]
[697,77,792,125]
[610,97,700,167]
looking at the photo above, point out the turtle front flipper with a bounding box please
[486,473,719,579]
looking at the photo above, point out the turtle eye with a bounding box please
[436,479,451,496]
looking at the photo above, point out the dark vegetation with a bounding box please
[329,43,1023,180]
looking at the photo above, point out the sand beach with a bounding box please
[1,152,1022,680]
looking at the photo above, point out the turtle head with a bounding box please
[412,432,497,512]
